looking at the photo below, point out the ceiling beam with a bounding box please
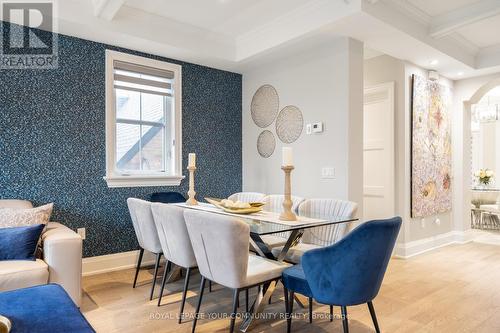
[429,0,500,38]
[93,0,124,21]
[477,43,500,69]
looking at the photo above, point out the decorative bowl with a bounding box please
[205,197,264,215]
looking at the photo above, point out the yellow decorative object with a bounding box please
[205,197,263,214]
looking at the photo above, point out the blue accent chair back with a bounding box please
[301,217,402,306]
[150,192,186,204]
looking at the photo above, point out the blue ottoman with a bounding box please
[0,284,94,333]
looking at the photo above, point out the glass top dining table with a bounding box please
[173,202,357,235]
[172,201,358,332]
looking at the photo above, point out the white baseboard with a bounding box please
[82,250,158,276]
[394,230,475,259]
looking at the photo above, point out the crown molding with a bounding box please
[380,0,431,26]
[235,0,362,60]
[447,32,480,55]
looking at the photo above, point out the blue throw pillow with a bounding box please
[0,224,45,260]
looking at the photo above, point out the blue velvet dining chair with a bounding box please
[150,191,186,204]
[281,217,402,333]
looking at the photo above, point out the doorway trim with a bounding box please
[363,81,395,220]
[459,78,500,233]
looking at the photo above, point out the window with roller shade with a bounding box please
[104,50,183,187]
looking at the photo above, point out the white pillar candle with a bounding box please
[188,153,196,168]
[282,147,293,166]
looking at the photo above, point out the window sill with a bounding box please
[103,175,185,188]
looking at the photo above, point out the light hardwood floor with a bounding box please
[81,242,500,333]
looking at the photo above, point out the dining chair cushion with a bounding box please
[302,217,402,306]
[271,242,319,263]
[151,203,197,268]
[150,192,186,204]
[184,210,290,289]
[261,195,305,245]
[246,255,290,287]
[299,199,357,246]
[262,195,304,214]
[184,210,250,289]
[479,204,499,212]
[281,264,312,298]
[228,192,266,203]
[260,235,288,249]
[271,198,358,263]
[127,198,162,254]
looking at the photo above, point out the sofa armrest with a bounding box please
[42,222,82,307]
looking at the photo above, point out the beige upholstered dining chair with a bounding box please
[151,203,198,322]
[272,198,358,263]
[260,194,305,248]
[126,198,163,300]
[183,209,290,333]
[228,192,266,203]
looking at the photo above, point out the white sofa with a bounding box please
[0,199,82,306]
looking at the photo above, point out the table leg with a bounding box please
[249,234,274,260]
[240,230,306,331]
[239,280,278,332]
[276,229,303,262]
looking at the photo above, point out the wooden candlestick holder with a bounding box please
[280,165,297,221]
[186,166,198,205]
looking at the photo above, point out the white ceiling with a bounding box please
[124,0,309,37]
[457,15,500,48]
[15,0,500,79]
[407,0,482,16]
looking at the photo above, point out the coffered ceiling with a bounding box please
[12,0,500,78]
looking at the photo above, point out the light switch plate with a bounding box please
[321,167,335,179]
[306,124,312,135]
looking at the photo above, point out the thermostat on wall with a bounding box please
[312,122,323,133]
[306,122,324,134]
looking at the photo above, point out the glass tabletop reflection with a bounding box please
[173,202,357,235]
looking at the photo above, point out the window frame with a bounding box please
[104,50,184,187]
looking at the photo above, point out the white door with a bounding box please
[363,82,395,220]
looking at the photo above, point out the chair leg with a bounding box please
[330,305,333,322]
[230,289,240,333]
[308,297,313,323]
[289,290,295,333]
[245,289,249,313]
[209,280,212,292]
[157,261,171,306]
[341,306,349,333]
[367,301,380,333]
[133,248,144,288]
[192,276,206,333]
[179,267,192,324]
[284,287,291,333]
[149,253,162,300]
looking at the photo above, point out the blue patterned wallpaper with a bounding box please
[0,23,242,257]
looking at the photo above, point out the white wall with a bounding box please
[242,37,364,212]
[364,55,457,253]
[364,55,406,241]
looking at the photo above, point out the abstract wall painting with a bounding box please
[411,74,452,218]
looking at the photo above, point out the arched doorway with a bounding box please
[463,79,500,240]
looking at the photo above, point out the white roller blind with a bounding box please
[113,60,173,97]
